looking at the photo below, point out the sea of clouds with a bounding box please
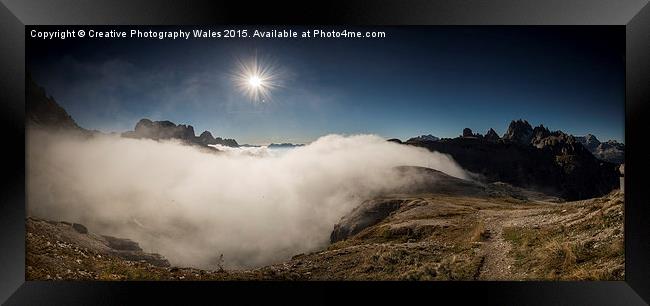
[27,130,468,269]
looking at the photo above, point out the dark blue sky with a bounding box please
[28,26,625,144]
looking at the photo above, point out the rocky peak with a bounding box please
[530,125,551,145]
[576,134,601,152]
[213,137,239,148]
[199,130,214,139]
[461,128,482,139]
[407,134,440,142]
[197,131,217,145]
[484,128,500,142]
[503,119,533,144]
[532,124,550,137]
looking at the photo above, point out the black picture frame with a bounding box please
[1,0,649,305]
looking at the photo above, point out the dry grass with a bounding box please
[469,221,488,242]
[502,193,624,280]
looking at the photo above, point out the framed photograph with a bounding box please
[1,0,649,304]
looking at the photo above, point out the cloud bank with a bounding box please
[27,131,468,269]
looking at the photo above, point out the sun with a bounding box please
[233,55,280,102]
[248,75,262,88]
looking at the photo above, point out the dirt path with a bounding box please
[477,210,520,280]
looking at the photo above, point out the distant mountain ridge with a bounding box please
[26,76,240,148]
[406,134,440,142]
[267,143,304,148]
[404,119,621,200]
[575,134,624,164]
[26,76,620,200]
[122,119,239,148]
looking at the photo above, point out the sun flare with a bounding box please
[233,55,280,102]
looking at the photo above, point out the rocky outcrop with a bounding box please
[331,198,404,243]
[122,119,239,148]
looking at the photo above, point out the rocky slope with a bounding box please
[330,166,560,243]
[26,217,170,280]
[404,120,620,200]
[26,75,90,135]
[27,166,623,281]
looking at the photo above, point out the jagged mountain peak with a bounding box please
[503,119,533,144]
[484,128,500,142]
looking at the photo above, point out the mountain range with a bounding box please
[408,126,624,165]
[26,77,625,281]
[400,119,621,200]
[27,78,621,201]
[575,134,625,164]
[26,75,239,149]
[122,118,239,148]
